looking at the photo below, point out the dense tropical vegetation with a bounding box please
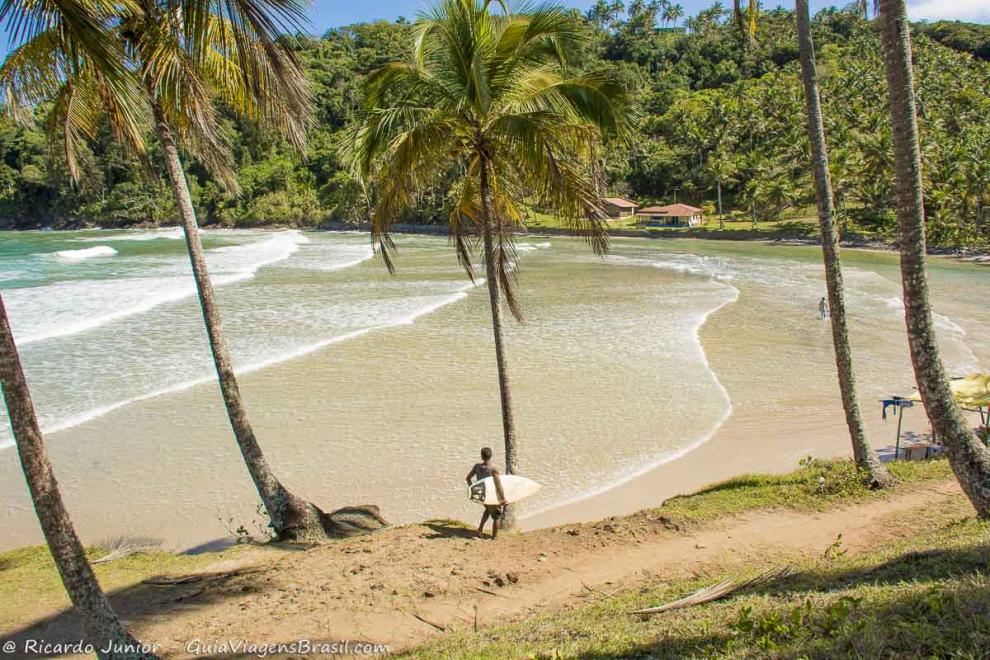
[2,5,988,245]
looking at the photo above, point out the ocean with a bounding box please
[0,229,984,550]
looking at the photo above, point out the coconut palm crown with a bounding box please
[347,0,634,319]
[0,0,312,186]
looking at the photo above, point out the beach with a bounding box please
[0,231,985,551]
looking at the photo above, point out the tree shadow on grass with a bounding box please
[757,543,990,599]
[0,565,276,653]
[579,581,990,659]
[579,545,990,659]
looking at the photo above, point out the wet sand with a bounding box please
[1,237,984,550]
[523,282,940,529]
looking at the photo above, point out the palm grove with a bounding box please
[2,5,989,245]
[1,0,989,658]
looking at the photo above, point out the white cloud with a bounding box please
[909,0,990,23]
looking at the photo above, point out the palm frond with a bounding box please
[348,0,632,314]
[0,0,146,144]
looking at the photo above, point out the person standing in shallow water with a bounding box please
[819,297,829,320]
[466,447,508,539]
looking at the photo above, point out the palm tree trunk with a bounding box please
[878,0,990,516]
[0,294,156,659]
[151,101,385,540]
[716,180,724,229]
[478,156,519,528]
[796,0,892,487]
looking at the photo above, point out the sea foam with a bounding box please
[11,231,307,345]
[51,245,118,262]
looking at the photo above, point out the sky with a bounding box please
[306,0,990,32]
[0,1,987,62]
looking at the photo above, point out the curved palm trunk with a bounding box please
[151,102,386,540]
[479,157,519,528]
[796,0,892,487]
[878,0,990,516]
[0,294,156,659]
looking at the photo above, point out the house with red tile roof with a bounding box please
[637,203,704,227]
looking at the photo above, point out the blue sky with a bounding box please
[307,0,989,32]
[1,1,987,61]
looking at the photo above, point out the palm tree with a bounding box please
[705,151,736,229]
[0,295,157,659]
[1,1,387,541]
[877,0,990,516]
[795,0,891,487]
[346,0,633,527]
[732,0,757,43]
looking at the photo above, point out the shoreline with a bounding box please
[1,230,983,554]
[3,221,989,258]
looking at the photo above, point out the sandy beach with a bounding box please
[0,234,985,552]
[524,276,943,528]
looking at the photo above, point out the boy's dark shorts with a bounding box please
[484,505,503,519]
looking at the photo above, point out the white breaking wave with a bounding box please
[51,245,118,262]
[285,242,374,272]
[10,231,307,345]
[0,279,482,450]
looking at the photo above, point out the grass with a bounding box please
[520,207,889,243]
[411,516,990,658]
[411,458,986,659]
[0,458,964,652]
[657,457,952,527]
[521,208,821,236]
[0,541,256,630]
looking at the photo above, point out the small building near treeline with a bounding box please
[637,203,705,228]
[602,197,639,219]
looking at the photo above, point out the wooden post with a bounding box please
[894,405,905,460]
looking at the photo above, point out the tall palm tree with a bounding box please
[0,295,157,659]
[1,1,388,541]
[346,0,633,527]
[705,150,736,229]
[732,0,757,43]
[1,5,152,656]
[795,0,891,487]
[877,0,990,516]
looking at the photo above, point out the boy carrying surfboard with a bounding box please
[466,447,507,539]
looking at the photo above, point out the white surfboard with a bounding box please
[468,474,541,506]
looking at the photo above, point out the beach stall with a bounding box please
[879,396,916,461]
[909,373,990,443]
[881,373,990,462]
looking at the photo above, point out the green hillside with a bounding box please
[1,6,988,245]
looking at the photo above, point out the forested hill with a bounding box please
[1,6,988,245]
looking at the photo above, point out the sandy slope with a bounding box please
[3,479,967,658]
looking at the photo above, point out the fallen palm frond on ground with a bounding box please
[92,537,162,565]
[631,566,793,615]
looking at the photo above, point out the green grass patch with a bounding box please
[657,457,952,527]
[521,208,823,238]
[0,542,253,630]
[410,462,987,659]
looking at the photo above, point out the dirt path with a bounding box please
[6,480,966,657]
